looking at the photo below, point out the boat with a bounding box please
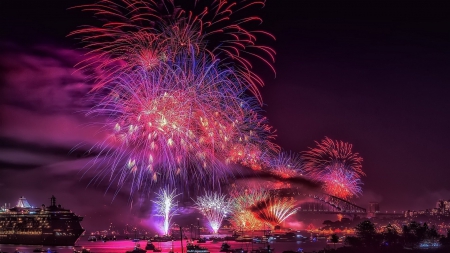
[145,241,155,250]
[151,235,171,242]
[197,238,206,243]
[186,244,210,253]
[87,236,97,242]
[0,196,85,246]
[220,242,231,252]
[224,236,237,241]
[252,236,268,244]
[235,236,252,242]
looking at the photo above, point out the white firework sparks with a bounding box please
[153,187,179,235]
[195,191,231,234]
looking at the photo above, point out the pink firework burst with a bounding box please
[88,53,275,194]
[320,166,363,199]
[301,137,364,199]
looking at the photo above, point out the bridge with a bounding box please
[274,188,367,214]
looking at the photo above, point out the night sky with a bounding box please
[1,0,450,231]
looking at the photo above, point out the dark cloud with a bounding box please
[0,42,90,113]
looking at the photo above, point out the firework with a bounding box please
[152,187,179,235]
[73,0,278,196]
[70,0,275,101]
[320,166,363,199]
[301,137,364,199]
[195,191,231,234]
[267,151,303,179]
[250,196,298,228]
[229,188,269,231]
[88,53,275,192]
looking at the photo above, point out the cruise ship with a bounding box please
[0,196,85,246]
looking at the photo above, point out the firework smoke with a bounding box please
[194,191,231,234]
[153,187,179,235]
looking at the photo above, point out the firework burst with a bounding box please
[267,151,303,179]
[88,53,275,193]
[321,166,363,199]
[152,187,179,235]
[70,0,275,101]
[301,137,364,199]
[195,191,231,234]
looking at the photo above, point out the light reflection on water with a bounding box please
[1,239,329,253]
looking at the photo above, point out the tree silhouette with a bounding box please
[355,220,380,247]
[330,233,339,249]
[402,221,437,248]
[382,223,400,246]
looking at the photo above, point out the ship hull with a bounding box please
[0,196,85,246]
[0,233,82,246]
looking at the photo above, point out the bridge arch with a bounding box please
[273,188,367,214]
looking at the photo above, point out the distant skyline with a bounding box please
[1,0,450,230]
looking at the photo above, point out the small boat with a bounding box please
[235,236,252,242]
[87,236,97,242]
[152,236,171,242]
[145,241,155,250]
[187,244,210,253]
[220,242,231,252]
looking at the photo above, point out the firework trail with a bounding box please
[88,53,275,193]
[70,0,275,102]
[194,191,231,234]
[250,196,298,228]
[301,137,364,199]
[153,187,179,235]
[229,188,269,231]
